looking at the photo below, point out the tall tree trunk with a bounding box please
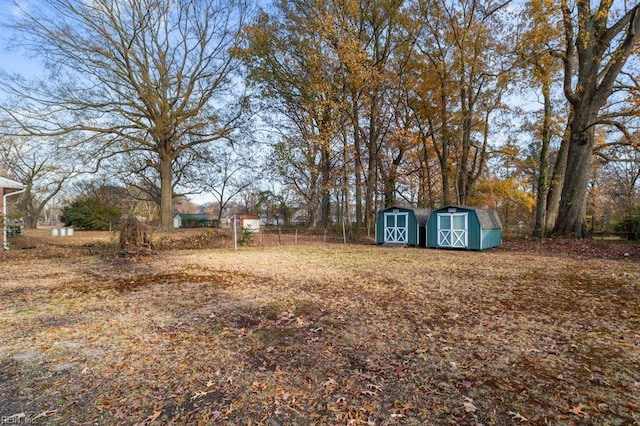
[159,153,174,231]
[19,186,37,229]
[354,150,363,230]
[439,151,451,205]
[352,104,363,230]
[533,80,552,237]
[365,94,379,235]
[435,80,454,206]
[307,177,318,228]
[342,137,352,234]
[383,177,395,208]
[553,117,595,237]
[307,206,318,228]
[320,144,331,227]
[217,206,224,224]
[429,88,453,206]
[382,147,404,208]
[24,204,43,229]
[425,151,435,209]
[365,140,377,235]
[457,86,473,206]
[382,164,397,208]
[545,118,571,234]
[418,135,435,208]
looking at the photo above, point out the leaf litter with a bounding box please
[0,235,638,424]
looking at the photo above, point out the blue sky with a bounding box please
[0,0,43,78]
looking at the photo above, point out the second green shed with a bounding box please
[426,205,502,250]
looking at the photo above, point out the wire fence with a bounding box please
[152,226,376,251]
[236,226,374,247]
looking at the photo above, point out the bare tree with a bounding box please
[0,136,77,228]
[105,147,204,212]
[0,0,251,230]
[194,146,256,223]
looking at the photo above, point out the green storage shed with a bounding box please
[375,206,431,246]
[426,205,502,250]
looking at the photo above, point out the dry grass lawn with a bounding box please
[0,230,639,425]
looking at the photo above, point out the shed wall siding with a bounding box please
[481,228,502,249]
[410,213,418,245]
[426,218,437,248]
[468,211,480,250]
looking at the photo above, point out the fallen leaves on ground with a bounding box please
[0,233,639,424]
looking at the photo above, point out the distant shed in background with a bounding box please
[233,214,261,233]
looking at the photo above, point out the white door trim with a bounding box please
[384,212,409,243]
[437,212,468,248]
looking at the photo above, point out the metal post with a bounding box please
[233,215,237,251]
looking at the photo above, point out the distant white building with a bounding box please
[232,214,260,233]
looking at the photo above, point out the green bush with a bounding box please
[238,226,254,245]
[61,197,122,230]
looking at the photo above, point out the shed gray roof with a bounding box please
[381,205,432,225]
[437,205,502,229]
[0,176,24,189]
[475,208,502,229]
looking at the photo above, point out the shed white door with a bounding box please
[384,212,409,243]
[437,213,468,248]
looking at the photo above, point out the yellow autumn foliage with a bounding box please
[469,176,536,213]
